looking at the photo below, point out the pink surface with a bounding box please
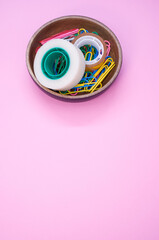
[0,0,159,239]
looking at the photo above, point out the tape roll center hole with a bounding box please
[80,45,99,61]
[42,48,70,79]
[76,38,103,64]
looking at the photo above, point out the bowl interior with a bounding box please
[27,16,122,99]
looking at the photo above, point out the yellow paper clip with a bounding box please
[78,28,87,35]
[90,60,115,93]
[85,51,93,61]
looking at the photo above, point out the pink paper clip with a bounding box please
[40,29,79,45]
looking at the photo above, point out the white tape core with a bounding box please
[73,35,104,65]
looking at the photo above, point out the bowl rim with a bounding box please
[26,15,122,100]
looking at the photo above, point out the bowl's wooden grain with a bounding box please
[26,15,122,100]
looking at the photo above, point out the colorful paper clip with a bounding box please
[58,28,115,95]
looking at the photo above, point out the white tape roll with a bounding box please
[33,39,85,91]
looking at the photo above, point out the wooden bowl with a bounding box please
[26,15,122,101]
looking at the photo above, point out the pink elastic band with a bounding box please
[40,29,79,45]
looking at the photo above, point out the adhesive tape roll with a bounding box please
[72,33,107,71]
[33,39,85,91]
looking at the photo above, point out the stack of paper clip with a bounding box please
[59,28,115,96]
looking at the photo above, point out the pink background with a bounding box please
[0,0,159,239]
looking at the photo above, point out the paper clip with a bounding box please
[89,58,115,93]
[78,28,88,35]
[104,40,111,56]
[85,51,93,61]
